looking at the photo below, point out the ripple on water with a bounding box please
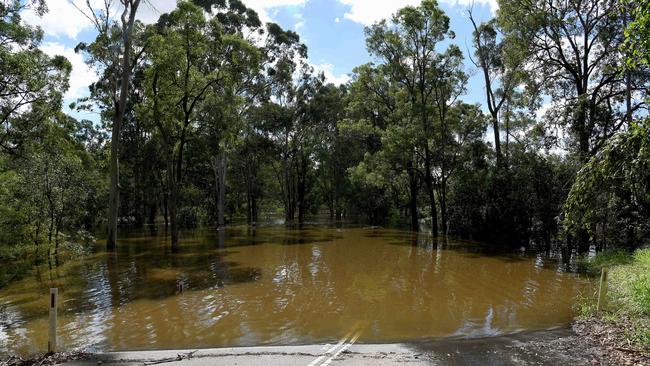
[0,226,593,356]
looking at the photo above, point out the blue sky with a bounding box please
[23,0,498,123]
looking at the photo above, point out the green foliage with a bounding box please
[624,0,650,68]
[565,119,650,251]
[0,116,105,287]
[0,1,106,286]
[0,0,71,154]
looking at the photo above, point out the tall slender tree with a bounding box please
[73,0,141,251]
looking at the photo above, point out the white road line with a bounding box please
[306,333,351,366]
[320,332,361,366]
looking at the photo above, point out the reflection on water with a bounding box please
[0,226,590,356]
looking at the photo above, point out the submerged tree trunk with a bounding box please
[297,152,307,226]
[213,152,227,229]
[167,157,179,253]
[281,157,296,223]
[251,194,258,223]
[424,149,438,235]
[162,192,168,227]
[440,179,448,235]
[427,183,438,234]
[407,160,419,232]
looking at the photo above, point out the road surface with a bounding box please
[63,328,599,365]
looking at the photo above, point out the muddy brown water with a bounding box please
[0,225,591,356]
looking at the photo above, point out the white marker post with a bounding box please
[597,268,608,312]
[48,288,58,353]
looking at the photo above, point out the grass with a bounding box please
[576,250,634,276]
[608,249,650,346]
[576,248,650,349]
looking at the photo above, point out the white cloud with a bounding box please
[21,0,178,39]
[243,0,307,24]
[137,0,177,24]
[337,0,418,26]
[313,63,351,85]
[336,0,497,26]
[443,0,498,14]
[295,20,305,30]
[22,0,313,40]
[40,41,98,101]
[21,0,94,39]
[334,17,341,23]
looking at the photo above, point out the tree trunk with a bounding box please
[623,8,632,124]
[246,191,252,224]
[283,162,295,222]
[162,192,168,227]
[492,116,503,168]
[106,119,120,251]
[424,149,438,234]
[407,160,419,232]
[440,180,448,235]
[297,153,307,225]
[505,101,510,165]
[106,0,141,251]
[168,158,179,253]
[215,152,227,228]
[251,194,258,223]
[328,196,334,220]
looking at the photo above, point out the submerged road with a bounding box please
[63,328,600,366]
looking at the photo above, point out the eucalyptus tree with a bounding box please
[345,63,419,229]
[468,9,523,167]
[259,66,323,224]
[189,0,264,228]
[365,0,467,234]
[310,83,347,221]
[498,0,645,161]
[247,22,316,223]
[562,2,650,252]
[143,1,258,251]
[73,0,141,251]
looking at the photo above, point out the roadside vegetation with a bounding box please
[577,248,650,356]
[606,249,650,346]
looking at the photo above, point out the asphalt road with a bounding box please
[63,328,598,366]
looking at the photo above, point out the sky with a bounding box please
[22,0,499,123]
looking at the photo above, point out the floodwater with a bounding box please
[0,225,591,356]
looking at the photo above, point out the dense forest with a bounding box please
[1,0,649,281]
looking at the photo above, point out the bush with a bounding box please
[177,206,200,228]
